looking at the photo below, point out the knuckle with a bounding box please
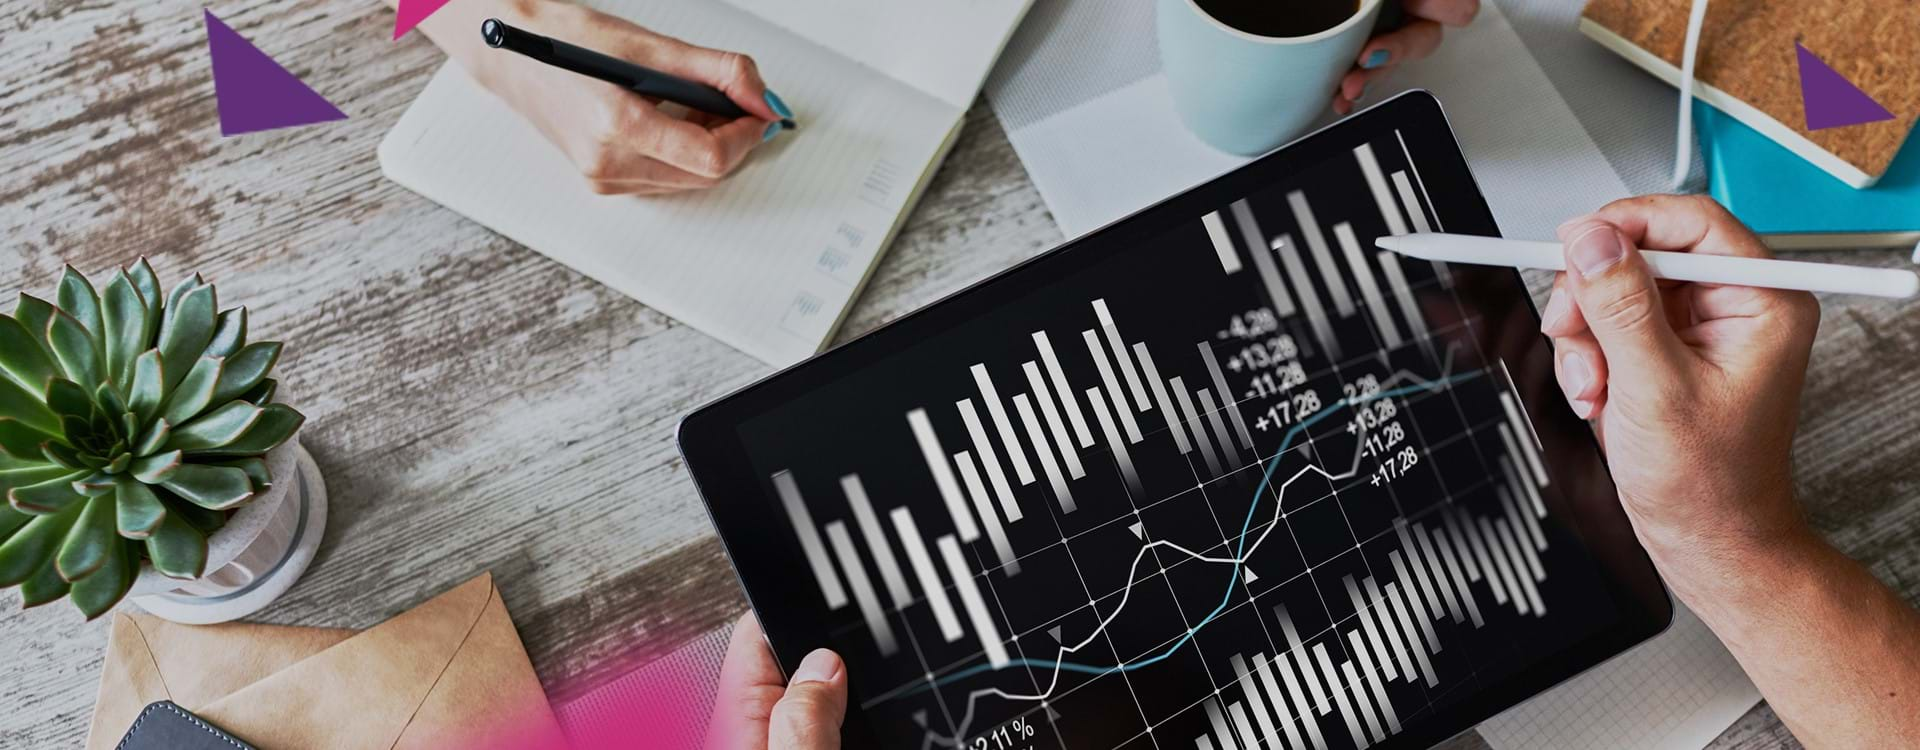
[686,137,730,177]
[732,684,784,723]
[772,688,842,733]
[722,51,758,82]
[1592,282,1661,333]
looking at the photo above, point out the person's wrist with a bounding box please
[1636,498,1819,611]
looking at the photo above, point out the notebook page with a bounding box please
[720,0,1034,109]
[378,0,957,365]
[1479,601,1762,749]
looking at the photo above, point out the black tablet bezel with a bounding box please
[679,90,1672,749]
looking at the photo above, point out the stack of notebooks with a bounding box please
[1580,0,1919,248]
[381,0,1033,365]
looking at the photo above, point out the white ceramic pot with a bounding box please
[126,438,328,624]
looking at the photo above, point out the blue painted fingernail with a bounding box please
[1363,49,1390,69]
[763,121,782,142]
[764,90,794,120]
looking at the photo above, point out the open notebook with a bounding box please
[379,0,1033,365]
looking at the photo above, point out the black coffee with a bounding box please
[1195,0,1360,37]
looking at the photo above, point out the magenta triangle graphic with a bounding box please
[205,10,347,136]
[1795,42,1894,131]
[393,0,455,39]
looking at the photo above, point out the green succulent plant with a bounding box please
[0,260,304,619]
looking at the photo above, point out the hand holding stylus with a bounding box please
[1539,194,1920,747]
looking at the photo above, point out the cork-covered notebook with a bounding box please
[1579,0,1919,188]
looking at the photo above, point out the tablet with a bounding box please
[680,91,1671,750]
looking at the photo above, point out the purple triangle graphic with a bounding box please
[1795,42,1894,131]
[205,10,347,136]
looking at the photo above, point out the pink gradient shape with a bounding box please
[394,0,455,39]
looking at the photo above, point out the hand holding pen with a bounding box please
[391,0,794,195]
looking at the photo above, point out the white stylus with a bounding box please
[1375,233,1919,299]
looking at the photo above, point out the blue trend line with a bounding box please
[924,369,1484,689]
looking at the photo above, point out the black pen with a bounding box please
[480,18,794,127]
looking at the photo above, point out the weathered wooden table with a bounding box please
[3,1,1914,747]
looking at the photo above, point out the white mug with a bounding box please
[1158,0,1384,155]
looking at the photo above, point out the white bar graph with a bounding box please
[1498,458,1545,550]
[773,470,848,609]
[1094,300,1154,413]
[1496,518,1547,615]
[1433,524,1484,627]
[1446,511,1484,582]
[1344,576,1398,682]
[1393,522,1444,621]
[1226,701,1260,750]
[1340,645,1387,744]
[937,534,1008,667]
[1287,190,1357,317]
[1253,652,1312,750]
[1033,331,1095,448]
[1390,169,1452,288]
[1355,143,1410,237]
[1478,516,1526,614]
[1375,250,1432,349]
[1386,582,1437,687]
[1014,393,1076,514]
[1083,329,1145,443]
[908,408,981,543]
[1397,552,1443,659]
[1173,376,1223,477]
[1416,522,1467,624]
[1333,222,1403,349]
[1230,653,1285,750]
[840,474,912,608]
[1315,643,1367,749]
[1229,198,1297,316]
[826,521,898,656]
[1389,551,1441,655]
[1086,386,1143,496]
[1134,343,1193,454]
[1198,388,1245,471]
[1363,576,1416,682]
[1273,234,1340,360]
[1348,628,1402,734]
[956,399,1023,523]
[971,364,1036,486]
[1389,171,1431,234]
[1277,605,1331,716]
[1197,342,1256,451]
[891,508,963,642]
[1498,487,1546,581]
[1204,699,1241,750]
[1498,392,1549,486]
[1204,210,1242,275]
[954,452,1020,575]
[1023,361,1086,480]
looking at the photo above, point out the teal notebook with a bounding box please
[1697,101,1920,245]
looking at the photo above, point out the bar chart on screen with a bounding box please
[751,131,1622,750]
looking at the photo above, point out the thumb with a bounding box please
[769,649,848,750]
[1557,218,1688,383]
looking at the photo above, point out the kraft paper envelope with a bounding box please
[85,572,566,750]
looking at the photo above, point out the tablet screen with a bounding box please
[684,92,1668,750]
